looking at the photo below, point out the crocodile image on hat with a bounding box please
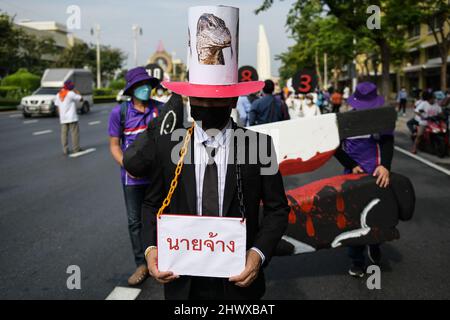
[196,13,233,65]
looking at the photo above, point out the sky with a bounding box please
[0,0,296,76]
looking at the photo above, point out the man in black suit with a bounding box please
[139,96,290,300]
[123,5,290,300]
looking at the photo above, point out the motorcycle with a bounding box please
[411,114,449,158]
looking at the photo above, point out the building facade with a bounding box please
[147,40,186,81]
[350,18,450,98]
[403,20,450,95]
[15,20,83,63]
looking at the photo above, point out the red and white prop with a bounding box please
[250,107,397,176]
[250,114,340,176]
[157,214,247,278]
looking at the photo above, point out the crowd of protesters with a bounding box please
[235,81,353,128]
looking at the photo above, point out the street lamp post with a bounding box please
[90,24,101,89]
[324,53,328,89]
[352,37,357,92]
[351,2,357,92]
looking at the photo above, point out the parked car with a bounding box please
[116,89,131,103]
[20,69,93,118]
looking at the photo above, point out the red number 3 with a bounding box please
[298,74,312,93]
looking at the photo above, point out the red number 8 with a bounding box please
[241,70,253,82]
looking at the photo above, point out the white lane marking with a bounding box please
[105,287,141,300]
[33,130,52,136]
[23,120,38,124]
[9,114,22,118]
[88,121,101,126]
[281,235,316,254]
[69,148,96,158]
[395,146,450,176]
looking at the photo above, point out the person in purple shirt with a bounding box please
[108,67,162,286]
[334,82,394,278]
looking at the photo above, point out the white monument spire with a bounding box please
[257,24,271,80]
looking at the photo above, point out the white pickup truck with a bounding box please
[20,68,94,118]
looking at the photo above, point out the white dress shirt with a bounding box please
[192,120,265,264]
[194,120,232,216]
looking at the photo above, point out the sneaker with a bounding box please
[368,246,381,265]
[348,263,365,278]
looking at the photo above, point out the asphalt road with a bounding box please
[0,105,449,300]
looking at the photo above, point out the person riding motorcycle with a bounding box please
[411,91,443,154]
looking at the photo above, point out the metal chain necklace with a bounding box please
[157,121,246,221]
[232,122,246,221]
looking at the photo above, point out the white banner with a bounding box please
[157,214,246,278]
[249,113,340,165]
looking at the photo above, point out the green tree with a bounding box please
[415,0,450,91]
[264,0,356,88]
[257,0,418,97]
[0,12,57,76]
[1,68,40,92]
[90,46,127,85]
[19,36,58,75]
[0,12,20,76]
[54,42,93,69]
[55,43,126,85]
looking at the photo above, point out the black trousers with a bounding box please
[407,118,418,135]
[189,277,225,300]
[399,98,407,113]
[332,104,341,113]
[348,244,380,266]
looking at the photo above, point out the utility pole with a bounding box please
[324,53,328,89]
[315,48,323,89]
[352,37,357,92]
[132,24,142,67]
[351,2,357,92]
[90,24,101,89]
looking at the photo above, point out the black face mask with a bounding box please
[190,105,232,131]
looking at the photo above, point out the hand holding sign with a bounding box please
[146,248,179,284]
[229,250,261,287]
[157,215,247,278]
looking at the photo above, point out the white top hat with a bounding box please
[163,5,263,99]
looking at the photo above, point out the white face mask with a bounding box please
[157,89,164,96]
[306,99,313,105]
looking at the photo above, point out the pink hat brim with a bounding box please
[162,81,264,98]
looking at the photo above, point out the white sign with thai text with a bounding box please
[157,214,246,278]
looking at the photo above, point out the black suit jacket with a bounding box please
[140,123,289,300]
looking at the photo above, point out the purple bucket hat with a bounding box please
[64,80,75,90]
[348,82,385,110]
[123,67,160,95]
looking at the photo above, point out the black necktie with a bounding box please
[202,145,219,216]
